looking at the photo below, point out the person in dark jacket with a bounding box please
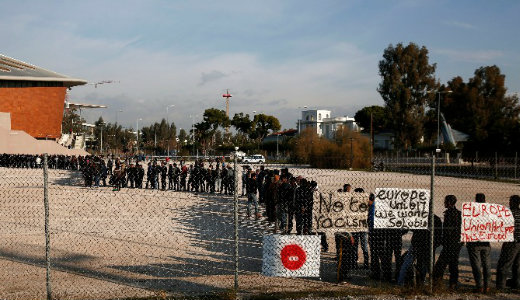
[368,193,391,281]
[433,194,463,290]
[398,214,442,286]
[496,195,520,290]
[335,231,356,282]
[246,172,261,219]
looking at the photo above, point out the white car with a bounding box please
[242,154,266,164]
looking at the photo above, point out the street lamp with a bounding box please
[136,118,142,155]
[166,104,175,156]
[428,90,452,152]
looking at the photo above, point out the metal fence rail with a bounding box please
[0,153,519,299]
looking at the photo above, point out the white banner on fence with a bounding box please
[312,192,369,233]
[262,234,321,277]
[374,188,430,229]
[461,202,515,242]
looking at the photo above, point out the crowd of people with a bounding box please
[1,153,518,292]
[0,153,89,170]
[334,191,520,293]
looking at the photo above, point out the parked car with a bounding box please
[242,154,266,164]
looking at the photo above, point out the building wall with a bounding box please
[0,86,67,139]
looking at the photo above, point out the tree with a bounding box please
[252,113,281,141]
[378,42,438,149]
[444,65,520,153]
[202,108,231,130]
[231,113,253,136]
[354,105,389,133]
[62,108,85,134]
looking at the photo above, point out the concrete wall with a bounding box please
[0,86,67,139]
[0,112,11,130]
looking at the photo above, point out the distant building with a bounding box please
[262,129,298,144]
[297,109,361,138]
[298,109,331,136]
[0,54,87,140]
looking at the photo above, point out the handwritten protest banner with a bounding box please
[374,188,430,229]
[461,202,515,242]
[312,192,370,233]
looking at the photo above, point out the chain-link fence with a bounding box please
[1,153,519,299]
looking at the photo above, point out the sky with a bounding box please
[2,0,519,132]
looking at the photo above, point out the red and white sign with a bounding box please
[262,234,320,277]
[461,202,515,242]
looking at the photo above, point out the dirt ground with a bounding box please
[0,164,519,300]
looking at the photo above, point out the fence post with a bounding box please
[43,154,52,300]
[233,149,239,293]
[429,151,436,293]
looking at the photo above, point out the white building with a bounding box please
[298,110,331,136]
[322,116,361,139]
[297,109,361,138]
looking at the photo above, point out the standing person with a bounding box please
[352,187,369,270]
[241,167,248,196]
[278,175,293,233]
[173,163,180,191]
[215,165,222,193]
[368,193,390,281]
[137,163,144,188]
[145,162,152,189]
[246,172,261,219]
[107,158,113,175]
[467,193,492,293]
[160,161,167,190]
[100,160,108,187]
[433,195,463,290]
[168,163,174,190]
[336,231,356,282]
[257,166,267,204]
[496,195,520,290]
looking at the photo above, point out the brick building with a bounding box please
[0,54,86,140]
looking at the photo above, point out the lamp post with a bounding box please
[136,118,142,155]
[166,104,175,156]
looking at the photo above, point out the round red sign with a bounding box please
[280,244,307,270]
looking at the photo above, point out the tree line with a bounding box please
[358,42,520,155]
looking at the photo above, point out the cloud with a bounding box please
[199,70,228,86]
[433,48,503,62]
[443,20,476,30]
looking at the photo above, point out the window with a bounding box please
[306,116,309,121]
[318,113,321,120]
